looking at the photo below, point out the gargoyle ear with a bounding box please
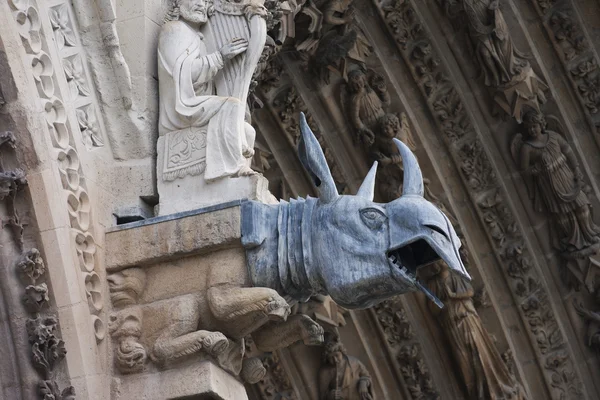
[356,162,378,200]
[393,138,424,197]
[298,112,339,203]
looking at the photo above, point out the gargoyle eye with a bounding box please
[425,224,449,240]
[360,208,387,230]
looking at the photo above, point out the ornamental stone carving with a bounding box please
[108,268,147,373]
[319,332,374,400]
[17,249,74,399]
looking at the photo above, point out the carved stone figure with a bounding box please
[347,70,390,145]
[318,332,374,400]
[573,301,600,354]
[298,0,371,81]
[158,0,267,182]
[441,0,547,121]
[108,309,147,374]
[108,268,148,373]
[243,113,469,309]
[461,0,527,87]
[370,113,417,201]
[511,110,600,258]
[422,262,527,400]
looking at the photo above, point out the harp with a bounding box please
[204,0,267,119]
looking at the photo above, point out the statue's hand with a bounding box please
[343,7,356,23]
[220,38,249,60]
[358,381,372,400]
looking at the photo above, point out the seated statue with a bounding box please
[158,0,258,181]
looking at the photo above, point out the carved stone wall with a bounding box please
[3,0,600,399]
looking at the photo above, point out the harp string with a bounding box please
[210,12,250,98]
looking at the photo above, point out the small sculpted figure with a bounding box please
[370,113,416,200]
[574,300,600,354]
[440,0,546,121]
[455,0,527,87]
[347,70,390,145]
[158,0,257,180]
[511,110,600,257]
[308,0,371,81]
[423,262,528,400]
[319,332,374,400]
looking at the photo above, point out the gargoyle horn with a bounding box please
[356,162,378,201]
[393,138,424,197]
[298,112,339,203]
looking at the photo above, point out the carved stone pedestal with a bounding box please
[156,133,276,216]
[112,360,249,400]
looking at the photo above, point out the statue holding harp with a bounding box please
[158,0,267,183]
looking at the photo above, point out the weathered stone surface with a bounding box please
[112,360,249,400]
[106,203,242,271]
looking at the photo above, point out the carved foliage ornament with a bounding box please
[16,249,75,398]
[377,0,583,397]
[530,0,600,135]
[374,299,439,400]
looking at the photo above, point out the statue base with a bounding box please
[112,360,249,400]
[157,134,276,216]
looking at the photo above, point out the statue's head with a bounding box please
[165,0,215,24]
[298,113,470,308]
[348,70,367,92]
[522,109,546,139]
[379,113,400,139]
[322,332,346,365]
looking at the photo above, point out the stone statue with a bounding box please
[298,0,371,81]
[511,110,600,257]
[573,300,600,354]
[370,113,416,201]
[422,261,528,400]
[347,70,390,145]
[460,0,527,87]
[243,113,470,309]
[441,0,547,121]
[158,0,267,182]
[319,332,374,400]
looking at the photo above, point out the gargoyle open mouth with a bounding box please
[387,240,444,308]
[387,239,441,274]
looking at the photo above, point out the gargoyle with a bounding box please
[150,112,469,379]
[242,112,470,308]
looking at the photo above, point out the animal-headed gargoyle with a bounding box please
[150,113,469,382]
[242,112,470,309]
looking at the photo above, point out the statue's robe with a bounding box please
[158,20,247,181]
[318,356,373,400]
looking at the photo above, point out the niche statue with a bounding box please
[158,0,267,182]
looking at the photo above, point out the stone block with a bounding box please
[113,360,247,400]
[156,134,276,216]
[105,202,242,271]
